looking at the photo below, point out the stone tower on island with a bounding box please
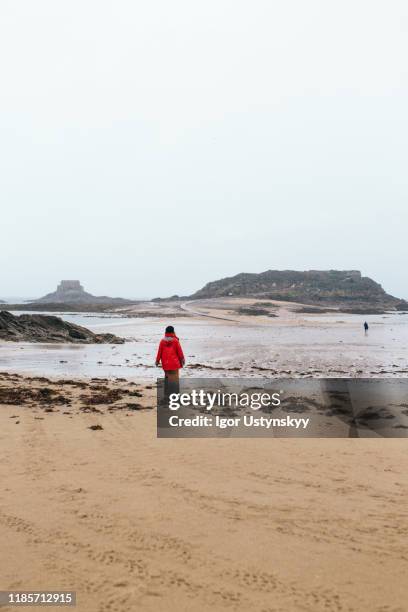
[33,280,91,303]
[32,280,132,305]
[56,280,84,294]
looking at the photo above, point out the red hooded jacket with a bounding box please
[156,333,185,371]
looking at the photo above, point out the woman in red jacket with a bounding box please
[155,326,185,387]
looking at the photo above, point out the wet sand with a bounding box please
[0,372,407,611]
[1,298,408,379]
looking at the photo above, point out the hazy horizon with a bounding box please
[1,1,407,300]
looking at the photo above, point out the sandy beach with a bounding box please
[1,302,408,610]
[0,370,407,611]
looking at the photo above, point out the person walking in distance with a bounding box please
[364,321,369,335]
[155,325,185,394]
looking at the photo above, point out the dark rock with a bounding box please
[0,311,124,344]
[237,307,270,316]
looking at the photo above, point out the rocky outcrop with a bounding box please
[0,311,125,344]
[32,280,133,305]
[191,270,407,310]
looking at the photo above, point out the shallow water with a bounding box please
[1,311,408,380]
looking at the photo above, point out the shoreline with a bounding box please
[1,301,408,380]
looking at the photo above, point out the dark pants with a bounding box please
[164,369,180,397]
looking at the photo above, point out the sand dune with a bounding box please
[0,373,407,611]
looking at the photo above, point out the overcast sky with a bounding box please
[1,0,407,299]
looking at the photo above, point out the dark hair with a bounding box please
[165,325,175,334]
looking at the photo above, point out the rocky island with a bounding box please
[7,281,137,312]
[190,270,407,313]
[32,280,134,305]
[0,311,124,344]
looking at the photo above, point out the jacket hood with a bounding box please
[163,333,178,342]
